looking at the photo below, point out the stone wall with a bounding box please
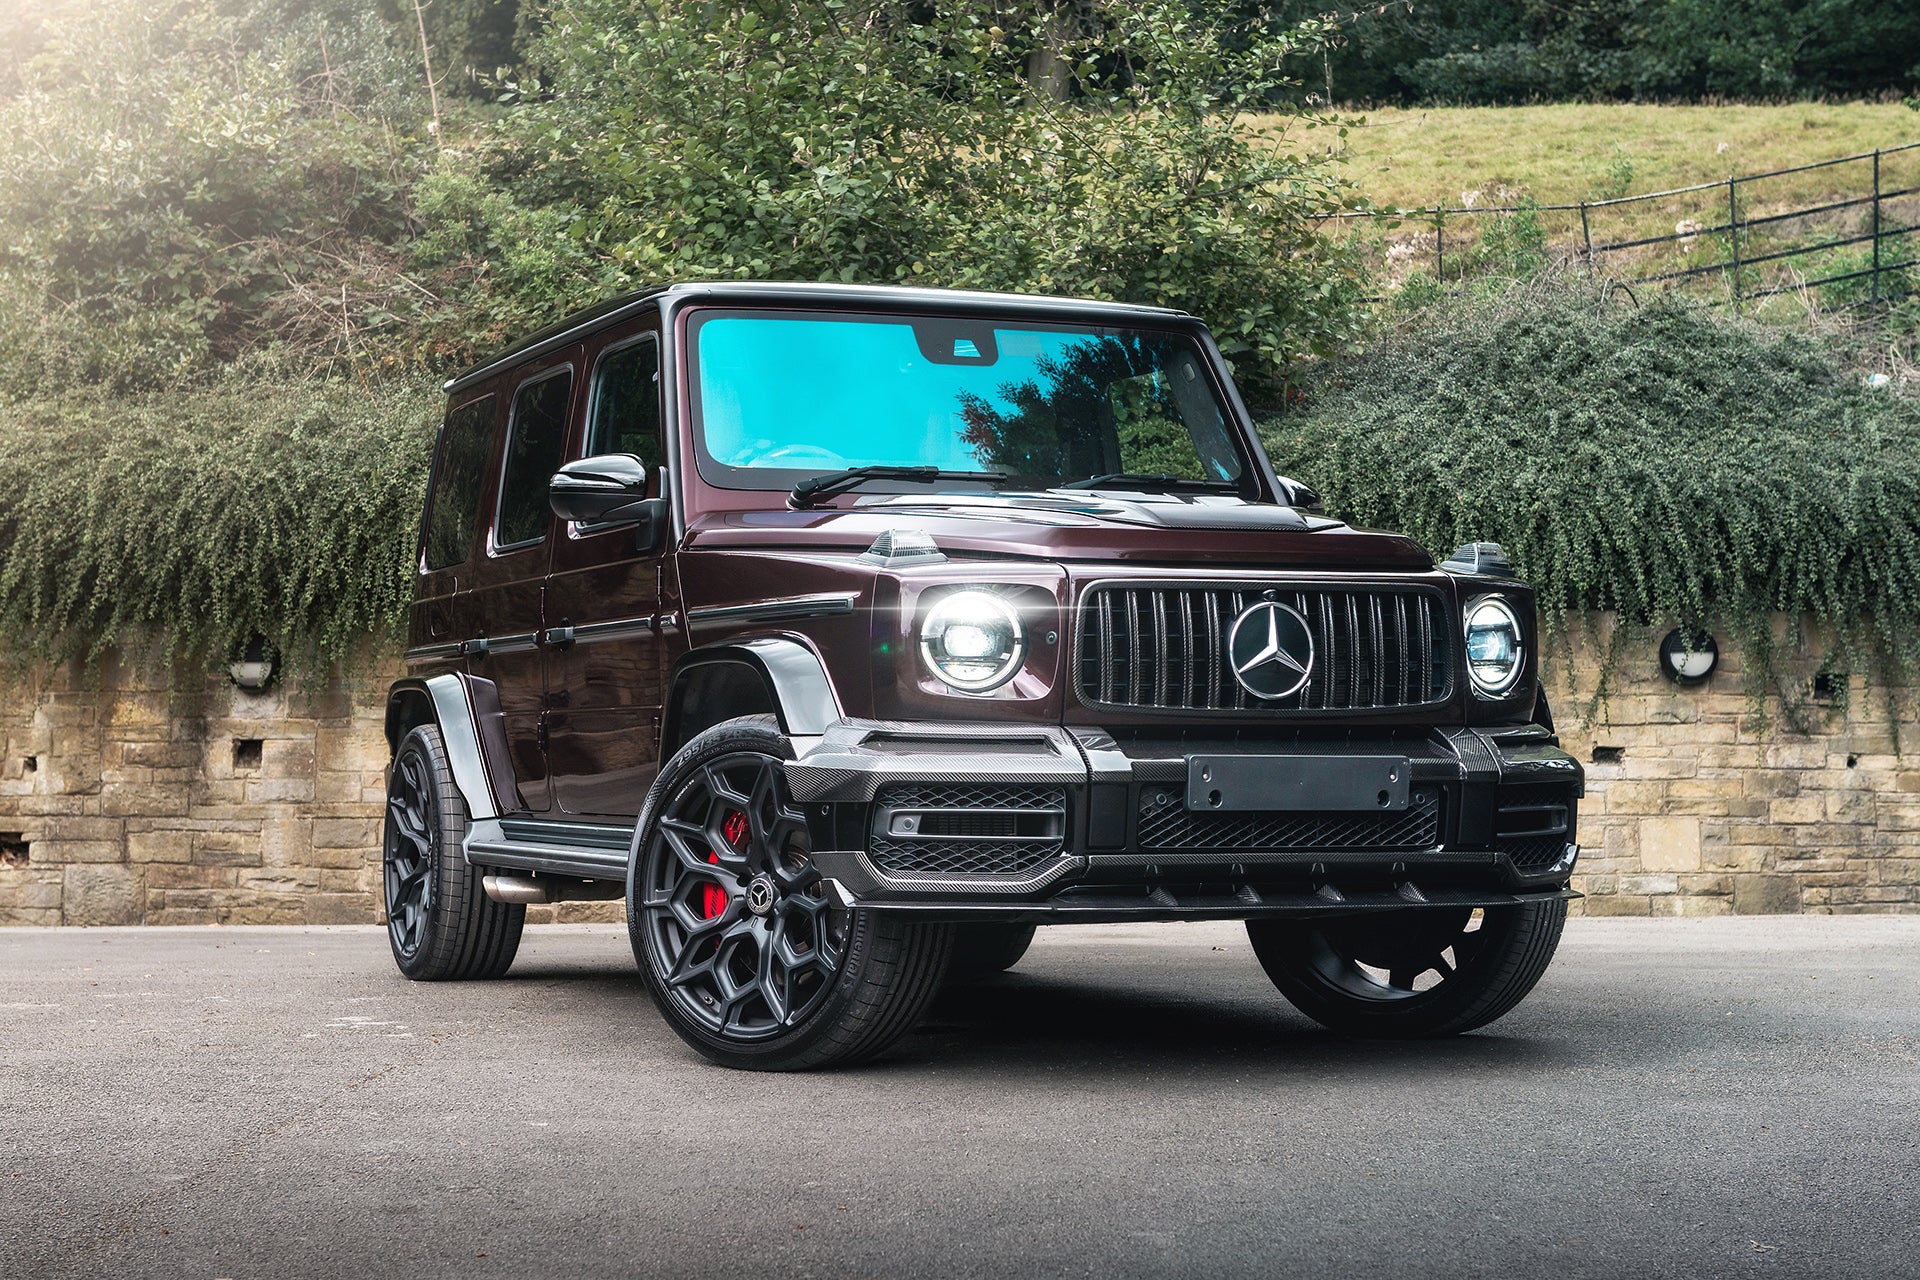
[1,617,1915,925]
[1553,618,1920,916]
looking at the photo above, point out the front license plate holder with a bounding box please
[1186,754,1413,812]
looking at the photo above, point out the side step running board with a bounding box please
[465,816,636,883]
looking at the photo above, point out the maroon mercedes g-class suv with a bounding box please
[382,282,1583,1070]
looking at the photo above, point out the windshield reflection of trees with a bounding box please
[956,334,1207,482]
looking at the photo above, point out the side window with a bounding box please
[495,369,574,550]
[422,395,495,571]
[586,337,662,472]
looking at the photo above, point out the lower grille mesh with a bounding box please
[1495,782,1576,870]
[1137,786,1443,851]
[868,783,1067,878]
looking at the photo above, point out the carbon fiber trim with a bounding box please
[785,722,1087,803]
[852,851,1085,895]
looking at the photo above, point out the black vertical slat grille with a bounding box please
[1076,584,1453,713]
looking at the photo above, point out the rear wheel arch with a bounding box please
[384,684,437,756]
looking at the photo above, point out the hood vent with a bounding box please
[861,528,946,566]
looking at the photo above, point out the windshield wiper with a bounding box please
[788,465,1007,510]
[1058,472,1230,493]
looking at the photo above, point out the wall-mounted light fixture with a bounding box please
[1658,628,1718,685]
[227,634,279,693]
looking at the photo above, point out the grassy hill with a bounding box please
[1254,102,1920,304]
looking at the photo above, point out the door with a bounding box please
[454,354,580,814]
[544,331,669,818]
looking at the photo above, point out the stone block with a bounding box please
[34,840,126,865]
[312,817,377,850]
[244,778,315,804]
[262,738,317,779]
[127,829,193,864]
[193,831,262,867]
[1640,817,1702,872]
[1583,893,1653,917]
[1768,795,1826,825]
[1619,874,1679,896]
[1732,874,1803,915]
[305,892,378,924]
[63,864,140,926]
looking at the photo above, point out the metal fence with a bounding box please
[1331,141,1920,308]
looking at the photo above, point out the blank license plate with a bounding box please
[1186,754,1412,812]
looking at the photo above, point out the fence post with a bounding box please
[1727,177,1742,311]
[1872,148,1882,304]
[1436,217,1444,285]
[1580,201,1593,272]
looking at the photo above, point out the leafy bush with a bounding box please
[476,0,1371,395]
[1262,279,1920,710]
[0,2,440,394]
[0,377,439,667]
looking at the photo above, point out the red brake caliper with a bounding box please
[704,811,749,919]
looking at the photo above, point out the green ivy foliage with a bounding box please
[0,377,439,668]
[1261,280,1920,709]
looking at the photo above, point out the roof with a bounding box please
[442,281,1196,394]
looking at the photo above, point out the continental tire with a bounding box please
[1247,900,1567,1038]
[628,715,953,1071]
[382,723,525,980]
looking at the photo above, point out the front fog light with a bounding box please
[919,590,1025,692]
[1464,596,1524,696]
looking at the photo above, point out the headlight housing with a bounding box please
[1464,595,1525,696]
[919,590,1026,692]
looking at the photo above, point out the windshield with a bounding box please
[686,310,1247,494]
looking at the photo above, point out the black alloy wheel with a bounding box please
[384,746,436,960]
[381,723,525,980]
[1247,899,1567,1038]
[631,716,953,1071]
[641,749,846,1038]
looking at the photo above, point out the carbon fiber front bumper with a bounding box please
[791,719,1584,920]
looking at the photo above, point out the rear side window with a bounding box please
[495,369,574,550]
[586,337,662,472]
[422,395,495,571]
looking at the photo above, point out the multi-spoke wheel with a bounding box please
[382,723,525,981]
[630,716,953,1071]
[1246,900,1567,1038]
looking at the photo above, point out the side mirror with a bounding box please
[549,453,652,523]
[549,454,669,552]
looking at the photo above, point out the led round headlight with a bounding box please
[919,590,1026,693]
[1463,596,1524,696]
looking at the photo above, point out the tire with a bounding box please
[1247,900,1567,1038]
[945,923,1037,982]
[628,715,954,1071]
[382,723,525,980]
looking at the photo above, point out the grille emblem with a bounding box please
[1227,601,1314,700]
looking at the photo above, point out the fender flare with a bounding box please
[662,637,842,753]
[384,674,513,822]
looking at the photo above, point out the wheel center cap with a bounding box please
[745,875,778,917]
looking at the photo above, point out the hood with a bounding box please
[682,491,1433,571]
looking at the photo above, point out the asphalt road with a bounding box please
[3,917,1917,1280]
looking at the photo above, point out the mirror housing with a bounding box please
[549,454,667,550]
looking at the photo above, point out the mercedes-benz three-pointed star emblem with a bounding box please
[1227,600,1315,700]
